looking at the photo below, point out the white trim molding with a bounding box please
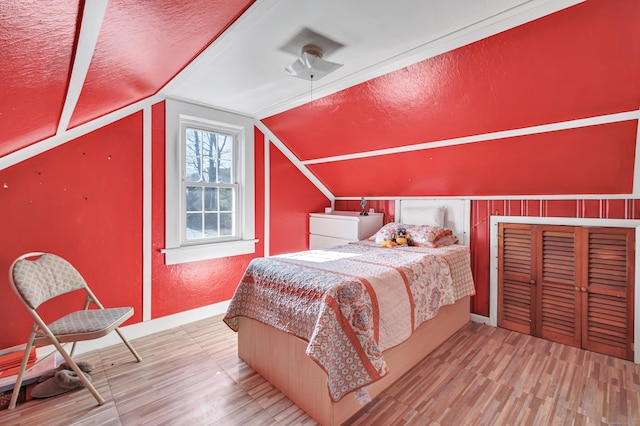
[61,300,231,356]
[163,98,256,264]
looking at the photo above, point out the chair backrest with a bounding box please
[9,252,88,309]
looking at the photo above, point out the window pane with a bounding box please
[218,135,233,162]
[186,187,202,211]
[218,160,232,184]
[220,212,233,236]
[186,129,204,182]
[204,213,219,237]
[185,156,201,182]
[204,187,218,211]
[186,213,203,240]
[220,188,233,211]
[202,129,215,183]
[202,157,216,182]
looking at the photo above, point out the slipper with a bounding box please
[58,360,95,373]
[39,360,95,382]
[32,369,91,399]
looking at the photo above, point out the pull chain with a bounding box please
[310,74,314,102]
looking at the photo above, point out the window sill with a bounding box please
[162,239,258,265]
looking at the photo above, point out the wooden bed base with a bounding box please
[237,295,471,426]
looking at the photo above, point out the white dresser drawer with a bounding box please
[310,216,360,240]
[309,211,383,249]
[309,234,353,250]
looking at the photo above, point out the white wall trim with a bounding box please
[634,114,640,195]
[302,109,640,165]
[142,105,152,321]
[336,195,640,201]
[264,132,271,257]
[66,300,231,356]
[471,313,491,325]
[254,120,335,203]
[489,215,640,364]
[0,94,164,172]
[56,0,108,134]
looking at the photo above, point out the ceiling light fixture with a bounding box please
[284,44,343,81]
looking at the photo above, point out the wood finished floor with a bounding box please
[1,317,639,426]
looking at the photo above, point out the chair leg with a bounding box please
[8,329,36,410]
[115,328,142,362]
[51,340,105,406]
[69,341,78,358]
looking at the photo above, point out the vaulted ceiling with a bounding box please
[1,0,587,161]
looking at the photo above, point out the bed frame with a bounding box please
[237,199,472,425]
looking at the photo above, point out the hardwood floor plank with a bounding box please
[2,317,640,425]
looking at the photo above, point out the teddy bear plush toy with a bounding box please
[395,227,409,245]
[395,227,415,246]
[380,239,397,248]
[380,227,415,248]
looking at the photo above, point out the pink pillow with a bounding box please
[434,233,458,247]
[409,225,452,248]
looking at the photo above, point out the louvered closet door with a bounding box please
[498,223,535,334]
[537,226,581,348]
[581,227,634,360]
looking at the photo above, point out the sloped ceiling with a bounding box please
[164,0,578,118]
[0,0,254,159]
[263,0,640,197]
[0,0,585,162]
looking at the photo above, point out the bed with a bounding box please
[224,199,474,425]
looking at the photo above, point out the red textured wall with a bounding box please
[264,0,640,198]
[69,0,255,129]
[0,102,269,347]
[0,113,144,348]
[150,102,265,318]
[334,200,396,224]
[309,121,638,197]
[0,0,255,157]
[269,143,331,255]
[0,0,80,157]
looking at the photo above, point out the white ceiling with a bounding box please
[162,0,583,119]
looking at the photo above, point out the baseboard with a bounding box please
[61,300,231,357]
[470,313,491,325]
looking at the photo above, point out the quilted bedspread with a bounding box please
[223,241,475,401]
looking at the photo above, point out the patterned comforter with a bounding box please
[223,241,475,401]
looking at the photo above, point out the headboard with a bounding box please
[395,199,470,246]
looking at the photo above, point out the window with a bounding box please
[183,122,237,242]
[163,99,255,265]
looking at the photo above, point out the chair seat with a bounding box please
[43,307,134,343]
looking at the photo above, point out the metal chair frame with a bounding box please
[7,252,142,410]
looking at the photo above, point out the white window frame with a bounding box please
[163,99,256,265]
[180,118,240,244]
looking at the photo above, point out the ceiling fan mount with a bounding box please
[281,28,344,81]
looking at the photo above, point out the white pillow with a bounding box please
[403,205,446,227]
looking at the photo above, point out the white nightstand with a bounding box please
[309,211,384,249]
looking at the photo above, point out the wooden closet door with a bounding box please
[498,223,536,334]
[536,226,581,348]
[581,227,635,360]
